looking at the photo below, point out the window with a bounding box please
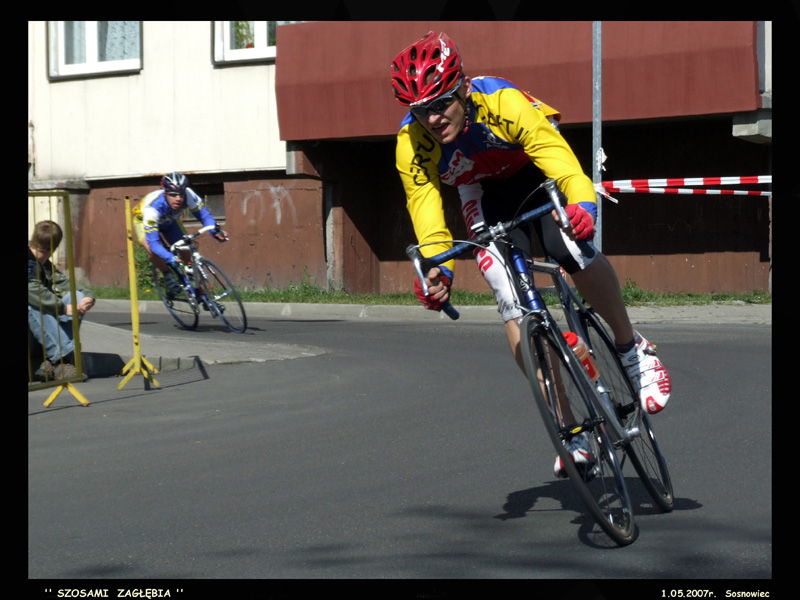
[212,21,302,64]
[48,21,142,80]
[184,190,226,225]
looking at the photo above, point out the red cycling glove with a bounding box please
[414,269,452,311]
[565,204,595,240]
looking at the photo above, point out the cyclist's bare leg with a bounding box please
[141,234,189,275]
[568,252,635,347]
[142,241,170,275]
[506,319,525,372]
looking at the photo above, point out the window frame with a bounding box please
[47,21,143,81]
[212,21,306,66]
[212,21,275,65]
[183,187,226,226]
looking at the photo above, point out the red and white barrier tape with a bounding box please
[603,186,771,197]
[597,175,772,200]
[602,176,771,188]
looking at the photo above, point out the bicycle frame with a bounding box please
[168,225,219,310]
[522,261,641,447]
[406,179,640,446]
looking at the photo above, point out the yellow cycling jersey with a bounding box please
[396,76,597,272]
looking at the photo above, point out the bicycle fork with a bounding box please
[193,264,225,318]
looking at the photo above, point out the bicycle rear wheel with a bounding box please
[581,309,674,512]
[520,315,635,545]
[196,259,247,333]
[151,263,199,330]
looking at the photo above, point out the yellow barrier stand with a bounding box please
[118,197,160,390]
[43,380,90,408]
[27,190,90,407]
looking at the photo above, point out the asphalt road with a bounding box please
[28,312,772,596]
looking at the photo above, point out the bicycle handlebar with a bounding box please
[406,247,461,320]
[406,179,570,321]
[168,224,227,253]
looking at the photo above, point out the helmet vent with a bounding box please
[390,31,462,107]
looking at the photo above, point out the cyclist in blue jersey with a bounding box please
[133,172,226,298]
[392,32,671,475]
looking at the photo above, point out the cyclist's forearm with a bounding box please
[145,231,175,262]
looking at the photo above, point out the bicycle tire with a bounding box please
[520,314,635,546]
[196,259,247,333]
[150,263,199,330]
[580,309,674,512]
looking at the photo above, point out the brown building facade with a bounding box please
[67,21,772,295]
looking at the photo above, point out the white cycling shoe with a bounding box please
[618,332,671,414]
[554,432,596,480]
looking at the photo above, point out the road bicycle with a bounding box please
[151,224,248,333]
[406,180,673,545]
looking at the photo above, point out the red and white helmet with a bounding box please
[391,31,463,107]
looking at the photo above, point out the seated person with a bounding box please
[28,220,95,381]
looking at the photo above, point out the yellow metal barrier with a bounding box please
[27,191,89,407]
[118,196,160,390]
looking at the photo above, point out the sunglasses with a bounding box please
[165,192,183,198]
[410,79,463,120]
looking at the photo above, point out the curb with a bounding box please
[78,299,770,379]
[93,298,772,324]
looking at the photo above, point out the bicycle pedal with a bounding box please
[575,463,599,483]
[624,426,641,441]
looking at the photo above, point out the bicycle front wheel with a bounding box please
[151,263,199,330]
[520,315,635,546]
[196,259,247,333]
[581,310,674,512]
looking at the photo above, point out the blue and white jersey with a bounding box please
[136,187,216,261]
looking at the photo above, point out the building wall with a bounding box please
[273,21,770,294]
[68,118,771,295]
[28,21,286,181]
[29,21,307,292]
[299,118,770,296]
[30,21,771,295]
[71,175,326,291]
[276,21,763,141]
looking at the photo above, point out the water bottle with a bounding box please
[563,331,599,382]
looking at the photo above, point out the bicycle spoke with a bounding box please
[582,309,674,512]
[521,317,635,546]
[150,263,198,330]
[197,259,247,333]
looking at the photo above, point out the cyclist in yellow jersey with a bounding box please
[392,32,671,439]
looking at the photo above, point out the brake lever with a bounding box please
[406,245,429,296]
[542,179,570,231]
[214,224,229,242]
[405,245,459,320]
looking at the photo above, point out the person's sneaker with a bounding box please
[554,431,596,480]
[53,362,79,380]
[618,332,671,414]
[33,360,55,382]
